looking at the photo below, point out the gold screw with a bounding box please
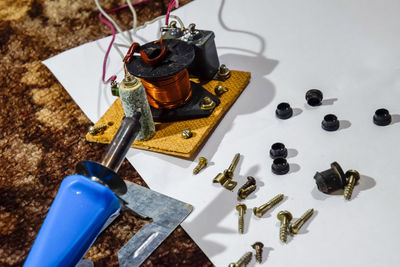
[238,185,256,199]
[225,153,240,179]
[229,251,252,267]
[253,194,284,218]
[182,128,193,139]
[236,204,247,234]
[214,85,228,97]
[277,210,293,243]
[344,170,360,200]
[252,242,264,263]
[88,124,107,135]
[200,96,216,110]
[193,157,208,174]
[289,208,314,235]
[217,64,231,80]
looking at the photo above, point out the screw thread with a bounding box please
[280,223,288,242]
[88,124,107,135]
[237,252,252,266]
[238,214,244,234]
[344,177,356,200]
[255,247,263,263]
[228,153,240,173]
[240,177,256,190]
[291,209,314,234]
[255,194,284,217]
[239,185,256,199]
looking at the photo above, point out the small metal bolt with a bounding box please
[252,242,264,263]
[214,85,228,97]
[200,96,216,110]
[225,153,240,179]
[229,251,252,267]
[217,64,231,80]
[238,185,256,200]
[277,210,293,243]
[253,194,284,218]
[181,128,193,139]
[193,157,208,174]
[237,176,256,199]
[289,208,314,235]
[344,170,360,200]
[88,124,107,135]
[236,204,247,234]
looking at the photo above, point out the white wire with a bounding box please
[93,0,132,44]
[126,0,138,36]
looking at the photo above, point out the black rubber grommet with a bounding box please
[373,108,392,126]
[275,102,293,119]
[270,143,288,159]
[271,158,290,175]
[305,89,323,106]
[314,161,347,194]
[321,114,340,131]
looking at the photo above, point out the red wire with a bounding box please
[165,0,179,25]
[98,0,151,84]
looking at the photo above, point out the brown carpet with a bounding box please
[0,0,213,266]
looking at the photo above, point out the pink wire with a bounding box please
[165,0,179,25]
[99,0,151,84]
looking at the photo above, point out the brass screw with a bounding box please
[214,85,228,97]
[182,128,193,139]
[289,208,314,235]
[193,157,208,174]
[225,153,240,179]
[236,204,247,234]
[229,251,252,267]
[253,194,284,218]
[88,124,107,135]
[200,96,216,110]
[218,64,231,80]
[238,185,256,199]
[277,210,293,243]
[344,170,360,200]
[252,242,264,263]
[238,176,256,191]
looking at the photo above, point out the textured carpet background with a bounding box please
[0,0,213,266]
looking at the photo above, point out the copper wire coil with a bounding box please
[141,69,192,109]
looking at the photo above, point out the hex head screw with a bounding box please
[277,210,293,243]
[236,204,247,234]
[344,170,360,200]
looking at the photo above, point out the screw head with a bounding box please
[236,203,247,212]
[182,128,193,139]
[252,241,264,249]
[253,207,263,218]
[345,170,360,182]
[277,210,293,221]
[198,157,207,165]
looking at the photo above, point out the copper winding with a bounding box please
[141,69,192,109]
[123,39,191,109]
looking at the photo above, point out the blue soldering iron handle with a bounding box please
[23,175,120,267]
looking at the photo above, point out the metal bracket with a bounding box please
[118,181,193,267]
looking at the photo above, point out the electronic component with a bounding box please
[314,162,347,193]
[162,23,220,81]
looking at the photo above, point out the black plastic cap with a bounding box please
[271,158,290,175]
[314,162,347,194]
[322,114,340,131]
[305,89,323,106]
[275,102,293,119]
[270,143,288,159]
[373,108,392,126]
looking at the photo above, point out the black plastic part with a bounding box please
[271,158,290,175]
[275,102,293,119]
[314,162,347,194]
[150,82,220,122]
[126,39,195,79]
[373,108,392,126]
[305,89,323,106]
[269,143,288,159]
[321,114,340,131]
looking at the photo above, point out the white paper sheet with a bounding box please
[44,0,400,266]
